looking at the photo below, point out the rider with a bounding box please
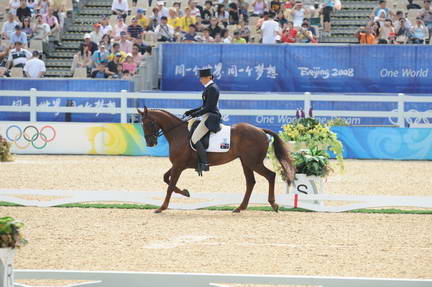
[184,68,221,173]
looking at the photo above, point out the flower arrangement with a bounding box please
[268,116,344,178]
[0,135,14,162]
[292,147,332,177]
[0,217,27,249]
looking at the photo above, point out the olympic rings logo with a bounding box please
[5,125,56,150]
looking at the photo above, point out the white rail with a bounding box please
[13,270,432,287]
[0,90,431,127]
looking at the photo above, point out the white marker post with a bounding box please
[0,248,15,287]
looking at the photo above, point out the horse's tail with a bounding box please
[263,129,295,185]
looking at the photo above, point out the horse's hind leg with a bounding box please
[156,166,184,213]
[254,163,278,212]
[163,168,190,197]
[233,160,256,213]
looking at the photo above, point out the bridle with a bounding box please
[141,116,189,141]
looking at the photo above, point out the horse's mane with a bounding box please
[150,109,182,123]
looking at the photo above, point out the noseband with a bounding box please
[142,118,163,142]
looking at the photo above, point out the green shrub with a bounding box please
[0,217,27,249]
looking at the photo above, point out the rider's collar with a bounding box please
[204,80,214,88]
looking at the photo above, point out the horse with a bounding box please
[137,107,295,213]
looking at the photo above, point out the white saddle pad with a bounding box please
[189,124,231,153]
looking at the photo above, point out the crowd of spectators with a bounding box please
[356,0,432,44]
[0,0,64,77]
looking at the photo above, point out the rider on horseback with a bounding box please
[184,68,221,173]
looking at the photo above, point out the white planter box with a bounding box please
[286,174,324,206]
[0,248,15,287]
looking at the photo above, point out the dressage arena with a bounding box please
[1,155,432,285]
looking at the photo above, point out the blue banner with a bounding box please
[0,79,133,92]
[161,44,432,93]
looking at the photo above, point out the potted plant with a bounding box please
[0,135,14,162]
[0,217,27,287]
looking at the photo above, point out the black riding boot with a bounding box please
[195,141,209,176]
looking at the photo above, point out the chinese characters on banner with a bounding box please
[174,63,279,80]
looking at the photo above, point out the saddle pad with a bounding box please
[207,124,231,152]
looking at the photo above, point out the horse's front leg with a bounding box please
[155,166,184,213]
[163,168,190,197]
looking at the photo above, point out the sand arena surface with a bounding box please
[1,155,432,280]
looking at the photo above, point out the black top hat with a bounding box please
[199,68,212,78]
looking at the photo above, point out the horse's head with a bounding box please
[137,106,160,147]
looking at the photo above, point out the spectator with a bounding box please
[91,64,110,78]
[100,16,113,36]
[303,18,317,36]
[179,7,197,32]
[371,0,393,19]
[81,33,98,55]
[135,8,149,30]
[281,21,297,43]
[238,19,250,42]
[21,18,33,43]
[222,29,231,43]
[168,8,181,29]
[111,0,129,20]
[182,24,201,42]
[297,22,316,42]
[407,0,421,9]
[419,0,432,41]
[16,0,32,23]
[32,14,50,53]
[375,10,387,26]
[121,69,132,80]
[201,0,215,25]
[27,0,37,14]
[127,17,144,40]
[23,50,45,78]
[157,1,169,19]
[251,0,267,16]
[276,10,288,27]
[261,12,281,44]
[1,13,19,40]
[202,28,215,42]
[173,1,184,17]
[122,53,137,74]
[0,40,10,67]
[356,26,376,44]
[100,34,112,52]
[216,4,229,27]
[395,18,410,43]
[8,0,21,16]
[378,18,394,43]
[214,32,223,42]
[37,0,50,15]
[147,7,160,31]
[90,24,104,45]
[155,16,175,42]
[6,41,31,69]
[71,45,91,73]
[270,0,282,13]
[232,30,246,43]
[10,25,28,46]
[107,52,122,78]
[291,1,310,27]
[43,8,61,46]
[393,10,412,30]
[228,2,240,25]
[321,0,334,35]
[119,31,132,53]
[112,16,128,40]
[371,20,381,37]
[256,11,270,29]
[208,17,222,38]
[92,44,110,66]
[387,31,397,44]
[131,44,143,65]
[411,17,428,43]
[188,0,201,17]
[108,42,126,62]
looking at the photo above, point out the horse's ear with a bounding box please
[137,108,144,116]
[137,107,148,116]
[144,106,148,116]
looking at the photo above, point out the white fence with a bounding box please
[1,90,432,127]
[1,189,432,212]
[13,270,432,287]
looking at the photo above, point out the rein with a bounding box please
[144,115,191,140]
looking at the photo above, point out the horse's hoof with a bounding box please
[233,208,241,213]
[154,209,163,214]
[183,189,190,197]
[272,204,279,213]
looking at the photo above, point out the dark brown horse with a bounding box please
[137,107,295,213]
